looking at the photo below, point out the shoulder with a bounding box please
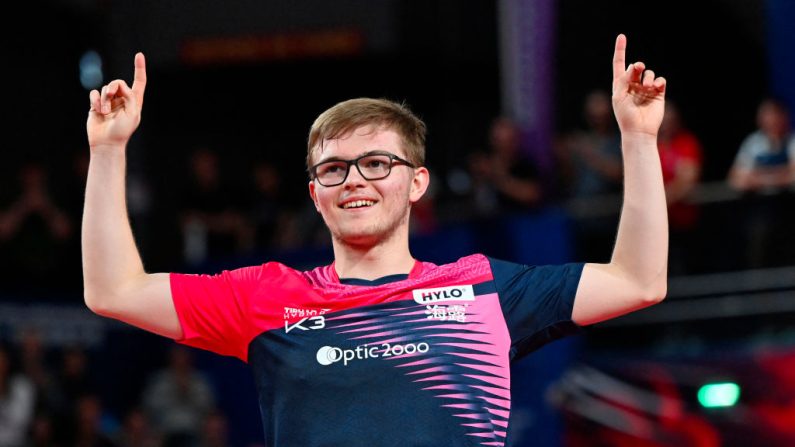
[739,131,768,151]
[420,255,582,283]
[413,254,492,283]
[429,254,491,272]
[189,262,303,283]
[173,262,308,293]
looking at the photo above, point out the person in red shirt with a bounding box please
[657,101,703,274]
[657,101,703,230]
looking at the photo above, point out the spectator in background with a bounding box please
[71,394,116,447]
[247,161,300,250]
[198,411,229,447]
[0,344,36,447]
[727,98,795,267]
[53,346,101,445]
[59,347,92,403]
[142,347,215,447]
[468,117,543,215]
[26,412,60,447]
[557,91,624,262]
[115,408,161,447]
[728,98,795,193]
[657,101,703,274]
[558,90,624,199]
[0,163,73,289]
[180,148,253,266]
[16,328,56,414]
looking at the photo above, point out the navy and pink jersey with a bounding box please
[170,254,583,446]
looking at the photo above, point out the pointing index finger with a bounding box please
[132,52,147,107]
[612,34,627,81]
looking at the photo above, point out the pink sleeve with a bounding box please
[170,265,266,362]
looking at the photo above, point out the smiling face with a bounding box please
[308,125,429,247]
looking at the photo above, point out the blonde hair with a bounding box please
[307,98,426,169]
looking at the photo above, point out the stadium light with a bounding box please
[697,382,740,408]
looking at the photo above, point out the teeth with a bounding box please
[343,200,375,209]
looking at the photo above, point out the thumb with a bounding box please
[613,62,637,98]
[112,80,139,115]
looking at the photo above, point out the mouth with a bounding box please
[339,199,377,209]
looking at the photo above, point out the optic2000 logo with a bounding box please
[316,342,430,366]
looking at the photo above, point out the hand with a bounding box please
[611,35,666,138]
[87,53,147,150]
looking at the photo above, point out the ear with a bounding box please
[308,180,321,212]
[409,167,430,204]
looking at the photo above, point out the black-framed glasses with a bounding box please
[309,152,416,187]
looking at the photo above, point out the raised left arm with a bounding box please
[572,34,668,326]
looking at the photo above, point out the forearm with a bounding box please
[731,166,793,190]
[82,146,147,312]
[610,133,668,296]
[761,166,795,186]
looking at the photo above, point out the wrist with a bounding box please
[89,144,127,157]
[621,131,658,148]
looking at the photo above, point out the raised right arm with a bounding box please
[83,53,182,339]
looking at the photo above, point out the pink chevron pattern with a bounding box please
[327,290,511,446]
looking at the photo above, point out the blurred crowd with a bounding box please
[0,95,794,296]
[0,330,240,447]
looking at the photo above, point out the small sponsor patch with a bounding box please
[412,285,475,304]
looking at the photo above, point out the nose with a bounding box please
[342,163,367,189]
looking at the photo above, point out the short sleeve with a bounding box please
[732,133,761,170]
[488,257,584,360]
[170,265,266,361]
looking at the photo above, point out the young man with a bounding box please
[83,34,667,446]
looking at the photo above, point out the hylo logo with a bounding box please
[413,285,475,304]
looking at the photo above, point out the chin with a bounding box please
[334,229,382,247]
[332,220,399,246]
[327,212,409,248]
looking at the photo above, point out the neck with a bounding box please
[331,228,415,280]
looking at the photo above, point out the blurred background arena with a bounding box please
[1,0,794,445]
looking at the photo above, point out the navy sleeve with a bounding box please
[488,257,584,361]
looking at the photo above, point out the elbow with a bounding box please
[84,288,117,318]
[640,281,667,306]
[83,290,105,316]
